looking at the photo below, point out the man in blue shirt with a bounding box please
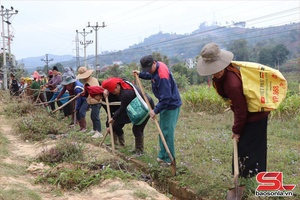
[133,55,182,166]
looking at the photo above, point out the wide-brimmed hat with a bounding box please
[61,67,77,85]
[140,55,154,72]
[61,76,76,85]
[76,66,94,79]
[196,43,234,76]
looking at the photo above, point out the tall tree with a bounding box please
[258,47,273,66]
[226,39,249,61]
[272,44,289,70]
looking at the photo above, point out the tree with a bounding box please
[258,47,273,66]
[226,39,249,61]
[272,44,289,70]
[258,44,289,69]
[152,52,169,66]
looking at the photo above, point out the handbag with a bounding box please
[125,81,150,125]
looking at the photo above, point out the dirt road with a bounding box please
[0,112,170,200]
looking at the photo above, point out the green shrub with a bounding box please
[271,93,300,119]
[181,85,228,113]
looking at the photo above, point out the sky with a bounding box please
[1,0,299,60]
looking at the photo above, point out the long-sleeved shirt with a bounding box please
[45,74,62,89]
[57,80,85,111]
[139,61,182,114]
[213,68,269,135]
[112,82,154,124]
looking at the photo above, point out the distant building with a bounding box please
[185,58,196,68]
[112,61,122,65]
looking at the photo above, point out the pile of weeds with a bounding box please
[35,160,133,191]
[1,98,38,117]
[37,139,84,164]
[18,113,69,141]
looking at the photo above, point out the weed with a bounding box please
[0,184,41,200]
[0,133,9,158]
[133,190,148,199]
[37,139,84,164]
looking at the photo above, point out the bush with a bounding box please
[181,85,228,113]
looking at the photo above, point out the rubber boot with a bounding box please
[131,136,144,157]
[113,132,119,145]
[107,132,119,147]
[78,118,87,132]
[118,134,125,147]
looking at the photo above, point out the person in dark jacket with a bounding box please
[101,77,154,157]
[133,55,182,166]
[9,73,19,96]
[196,43,270,178]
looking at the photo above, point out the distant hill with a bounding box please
[17,22,300,71]
[18,55,75,72]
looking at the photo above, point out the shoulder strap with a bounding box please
[226,64,242,80]
[125,81,140,97]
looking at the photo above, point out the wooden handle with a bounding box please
[51,93,81,113]
[233,138,239,177]
[105,96,115,153]
[134,73,174,162]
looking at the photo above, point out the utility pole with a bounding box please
[76,29,93,67]
[1,6,7,90]
[0,5,18,90]
[87,21,106,77]
[41,54,54,73]
[75,31,80,69]
[4,7,18,74]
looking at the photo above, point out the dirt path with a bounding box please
[0,112,170,200]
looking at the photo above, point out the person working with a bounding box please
[196,43,270,178]
[133,55,182,166]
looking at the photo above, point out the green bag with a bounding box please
[126,81,150,125]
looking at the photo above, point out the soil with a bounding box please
[0,109,170,200]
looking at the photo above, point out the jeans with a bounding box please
[90,103,102,132]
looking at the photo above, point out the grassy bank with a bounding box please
[1,85,299,199]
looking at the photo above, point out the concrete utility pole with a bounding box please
[1,6,7,90]
[41,54,54,73]
[0,5,18,90]
[4,7,18,74]
[87,21,106,77]
[76,28,93,67]
[75,31,80,69]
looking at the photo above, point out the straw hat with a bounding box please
[196,43,234,76]
[76,67,94,79]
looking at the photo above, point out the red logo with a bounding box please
[261,97,265,103]
[256,172,296,191]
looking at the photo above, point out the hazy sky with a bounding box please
[1,0,299,60]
